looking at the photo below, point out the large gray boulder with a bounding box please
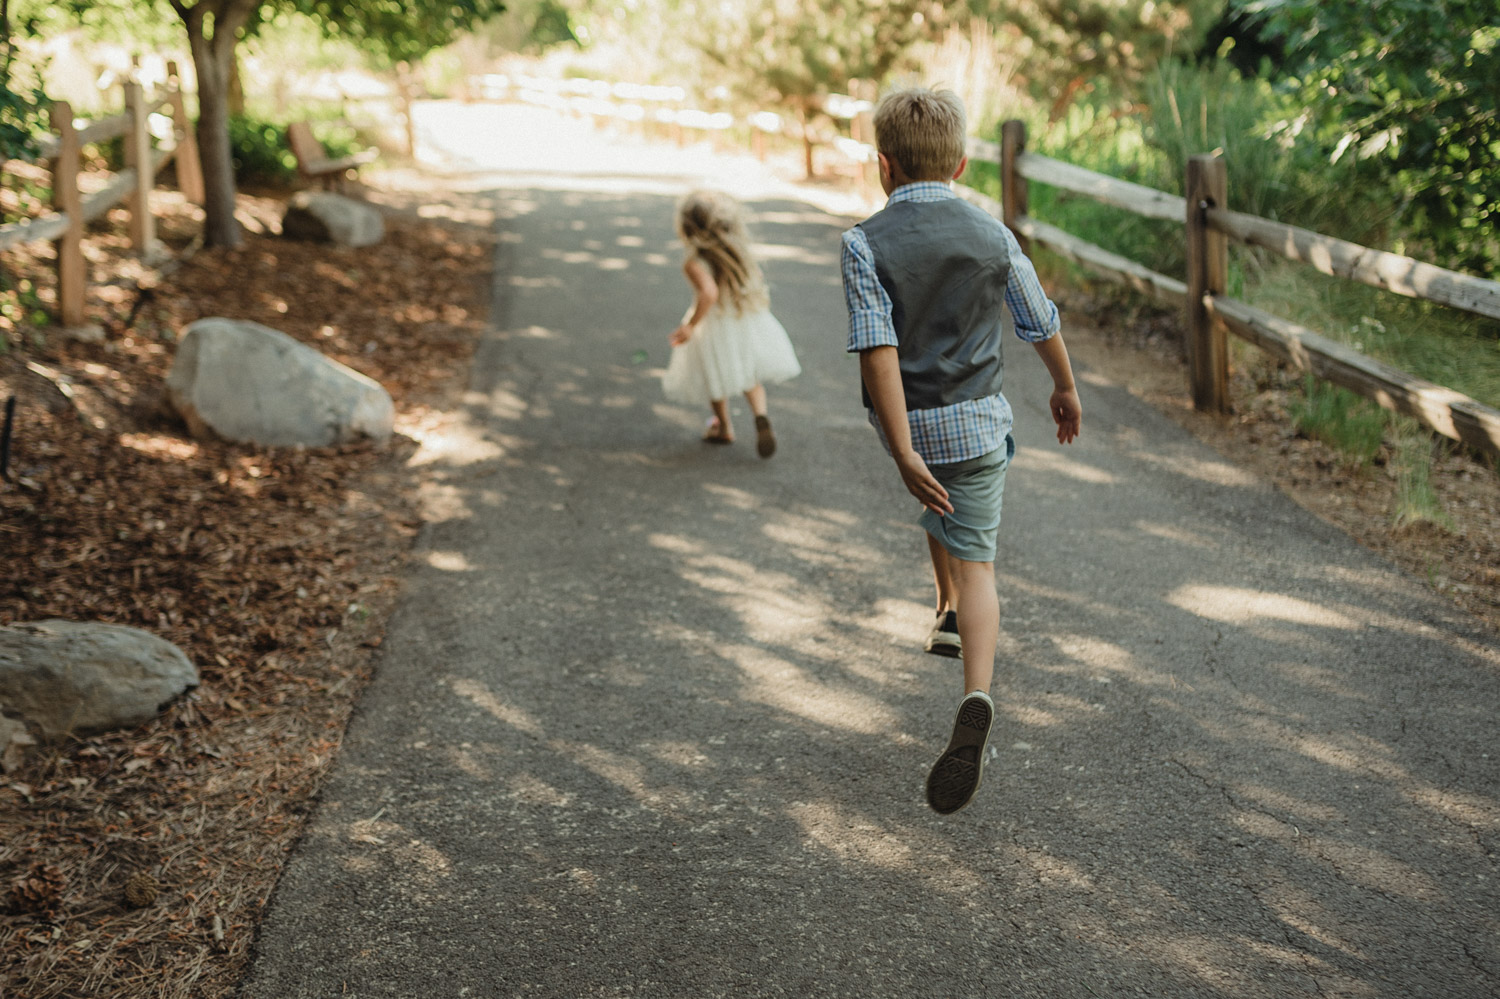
[0,620,199,742]
[281,191,384,247]
[166,318,394,447]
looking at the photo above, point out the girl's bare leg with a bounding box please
[742,383,767,418]
[744,384,775,457]
[705,399,733,440]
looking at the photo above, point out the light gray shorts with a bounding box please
[917,435,1014,564]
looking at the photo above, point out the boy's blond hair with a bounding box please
[873,88,967,182]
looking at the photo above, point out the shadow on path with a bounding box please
[243,177,1500,999]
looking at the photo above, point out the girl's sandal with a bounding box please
[754,415,776,458]
[702,418,734,444]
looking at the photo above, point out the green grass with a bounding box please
[966,57,1500,463]
[1288,376,1388,466]
[1245,259,1500,410]
[1391,424,1455,531]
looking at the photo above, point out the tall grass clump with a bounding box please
[1288,376,1387,466]
[1390,423,1454,532]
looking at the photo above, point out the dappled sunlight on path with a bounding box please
[243,110,1500,999]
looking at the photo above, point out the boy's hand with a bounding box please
[1050,387,1082,444]
[669,324,693,347]
[895,449,952,516]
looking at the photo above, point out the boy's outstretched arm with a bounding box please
[1032,333,1082,444]
[859,346,953,516]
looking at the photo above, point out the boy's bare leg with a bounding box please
[952,557,998,693]
[926,533,957,615]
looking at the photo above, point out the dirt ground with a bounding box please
[1,178,494,998]
[1,167,1495,999]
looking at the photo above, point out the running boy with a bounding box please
[841,87,1082,815]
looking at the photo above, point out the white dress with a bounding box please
[662,298,802,405]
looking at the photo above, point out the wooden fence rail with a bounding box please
[0,61,203,328]
[979,119,1500,459]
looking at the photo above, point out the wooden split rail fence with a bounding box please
[961,120,1500,459]
[0,61,204,328]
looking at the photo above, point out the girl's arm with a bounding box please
[670,258,719,346]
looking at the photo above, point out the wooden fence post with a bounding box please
[123,80,156,252]
[1185,154,1229,412]
[1000,119,1029,253]
[49,101,85,328]
[167,60,205,204]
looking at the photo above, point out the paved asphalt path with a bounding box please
[241,105,1500,998]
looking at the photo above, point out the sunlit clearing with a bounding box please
[416,203,493,225]
[450,677,544,736]
[1048,634,1138,676]
[853,598,930,643]
[701,482,758,510]
[446,745,492,780]
[416,481,477,525]
[646,741,713,768]
[425,550,475,572]
[505,773,574,808]
[554,741,693,812]
[674,551,830,641]
[998,702,1063,728]
[752,242,837,266]
[1136,521,1218,548]
[1132,450,1261,488]
[118,433,199,460]
[1017,448,1116,485]
[649,532,707,556]
[404,416,505,469]
[1264,889,1372,959]
[726,643,899,734]
[1017,849,1096,890]
[508,274,565,288]
[788,800,915,869]
[1233,783,1344,824]
[1168,585,1360,629]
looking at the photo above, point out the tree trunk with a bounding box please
[798,104,816,180]
[228,47,244,116]
[179,2,253,249]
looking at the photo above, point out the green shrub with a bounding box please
[228,115,299,186]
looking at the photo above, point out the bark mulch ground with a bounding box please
[1,181,494,998]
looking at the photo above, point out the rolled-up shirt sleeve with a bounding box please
[1000,224,1061,343]
[842,227,897,352]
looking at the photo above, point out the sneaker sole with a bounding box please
[926,696,993,814]
[923,638,962,658]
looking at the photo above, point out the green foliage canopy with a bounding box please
[964,0,1222,111]
[290,0,508,66]
[1238,0,1500,272]
[700,0,942,111]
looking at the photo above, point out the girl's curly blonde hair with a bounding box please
[675,190,767,314]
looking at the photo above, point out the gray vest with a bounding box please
[857,197,1011,411]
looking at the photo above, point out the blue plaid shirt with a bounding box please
[842,181,1061,463]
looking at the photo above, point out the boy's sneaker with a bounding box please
[926,690,995,815]
[923,610,961,658]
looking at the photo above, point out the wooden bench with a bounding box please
[287,121,378,190]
